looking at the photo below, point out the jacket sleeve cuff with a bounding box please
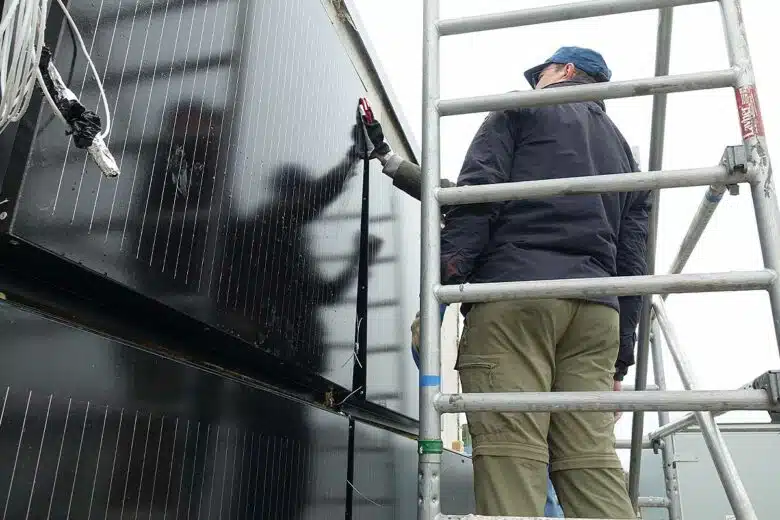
[381,153,403,176]
[614,361,629,381]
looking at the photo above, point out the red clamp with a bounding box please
[358,97,374,124]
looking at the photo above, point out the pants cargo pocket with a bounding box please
[456,357,496,390]
[457,352,550,460]
[456,355,498,438]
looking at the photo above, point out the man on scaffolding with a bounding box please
[361,46,647,519]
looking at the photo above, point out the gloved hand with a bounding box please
[358,97,392,159]
[410,304,449,369]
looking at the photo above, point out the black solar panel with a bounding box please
[0,302,351,519]
[6,0,398,389]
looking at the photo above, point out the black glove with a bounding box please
[363,120,391,157]
[358,97,392,157]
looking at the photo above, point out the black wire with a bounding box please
[38,20,78,133]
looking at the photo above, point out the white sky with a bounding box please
[351,0,779,464]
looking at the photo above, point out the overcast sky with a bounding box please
[351,0,779,463]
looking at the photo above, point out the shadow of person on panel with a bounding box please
[214,121,383,519]
[131,104,381,518]
[242,141,382,369]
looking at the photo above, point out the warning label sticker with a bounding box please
[735,85,765,140]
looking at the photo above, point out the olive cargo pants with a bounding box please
[456,299,636,519]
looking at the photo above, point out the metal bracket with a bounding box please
[673,454,699,464]
[751,370,780,421]
[652,438,663,455]
[720,145,748,195]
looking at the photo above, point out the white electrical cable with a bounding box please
[0,0,48,133]
[0,0,111,139]
[1,0,118,176]
[52,0,111,139]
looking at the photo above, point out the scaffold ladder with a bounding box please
[417,1,780,519]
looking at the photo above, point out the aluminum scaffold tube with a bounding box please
[649,404,729,441]
[434,389,773,413]
[615,438,656,449]
[436,165,747,206]
[648,376,759,441]
[436,270,775,304]
[628,6,675,509]
[659,150,745,288]
[720,0,780,357]
[666,185,730,277]
[436,0,714,36]
[651,321,684,520]
[639,496,672,508]
[654,298,758,520]
[438,69,736,116]
[419,0,442,519]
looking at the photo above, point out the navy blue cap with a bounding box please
[524,46,612,87]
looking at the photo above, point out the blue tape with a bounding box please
[420,375,441,387]
[705,190,724,203]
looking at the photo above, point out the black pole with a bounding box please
[346,109,371,520]
[351,117,370,398]
[345,418,356,520]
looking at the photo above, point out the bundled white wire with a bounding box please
[48,0,111,139]
[1,0,118,176]
[0,0,48,134]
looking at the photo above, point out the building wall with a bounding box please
[638,423,779,520]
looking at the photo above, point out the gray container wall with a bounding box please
[638,424,779,520]
[1,0,421,418]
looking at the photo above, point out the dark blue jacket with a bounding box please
[440,79,650,380]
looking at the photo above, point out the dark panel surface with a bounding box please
[351,421,475,519]
[0,301,349,519]
[3,0,401,393]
